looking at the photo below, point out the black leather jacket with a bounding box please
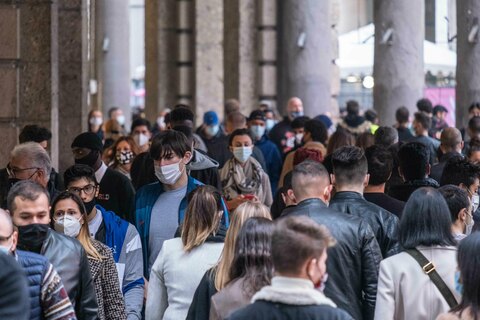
[282,198,382,320]
[330,191,400,258]
[41,229,98,320]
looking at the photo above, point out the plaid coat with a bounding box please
[89,240,127,320]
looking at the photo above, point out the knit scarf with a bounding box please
[220,156,263,201]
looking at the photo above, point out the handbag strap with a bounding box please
[405,249,458,308]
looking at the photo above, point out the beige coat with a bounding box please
[374,246,460,320]
[209,277,252,320]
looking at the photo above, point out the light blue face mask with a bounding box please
[290,111,304,119]
[250,125,266,140]
[205,125,220,137]
[265,119,276,131]
[455,270,463,295]
[233,146,253,163]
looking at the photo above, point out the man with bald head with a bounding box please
[0,209,76,319]
[430,127,464,183]
[281,160,382,320]
[269,97,305,155]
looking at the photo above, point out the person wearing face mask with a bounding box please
[108,106,127,129]
[268,97,305,156]
[130,118,152,154]
[229,215,353,320]
[7,180,98,319]
[64,165,144,320]
[135,130,229,278]
[220,129,273,210]
[71,132,136,224]
[440,157,480,232]
[247,110,282,193]
[0,142,59,209]
[439,185,475,243]
[281,160,381,320]
[109,136,139,180]
[51,191,126,320]
[262,108,277,133]
[197,111,229,168]
[0,209,77,320]
[88,109,105,141]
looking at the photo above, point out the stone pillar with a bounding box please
[57,0,89,171]
[144,0,178,122]
[373,0,424,125]
[224,0,257,114]
[96,0,131,129]
[456,0,480,128]
[257,0,278,112]
[194,0,224,125]
[177,0,194,108]
[278,0,332,117]
[0,0,59,167]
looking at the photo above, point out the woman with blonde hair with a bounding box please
[187,201,272,320]
[51,191,126,320]
[146,185,226,320]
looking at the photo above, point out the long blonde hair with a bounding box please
[214,201,271,291]
[181,186,223,252]
[51,192,104,261]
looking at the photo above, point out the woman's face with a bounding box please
[230,134,253,149]
[53,198,84,223]
[116,140,132,154]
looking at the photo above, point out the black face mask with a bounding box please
[84,198,96,214]
[75,150,100,168]
[16,224,49,254]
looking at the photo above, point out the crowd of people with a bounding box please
[2,97,480,320]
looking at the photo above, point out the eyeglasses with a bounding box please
[6,163,40,178]
[67,184,96,196]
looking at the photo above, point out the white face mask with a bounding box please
[116,115,126,126]
[156,117,165,128]
[0,237,12,255]
[295,133,304,145]
[155,161,185,185]
[89,117,102,126]
[54,215,82,238]
[205,125,220,137]
[472,194,479,213]
[133,133,150,147]
[250,125,266,140]
[233,146,253,163]
[466,213,475,236]
[265,119,276,131]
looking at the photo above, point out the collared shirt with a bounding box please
[88,208,103,238]
[95,162,108,184]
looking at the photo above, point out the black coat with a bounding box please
[430,152,463,183]
[329,191,400,258]
[228,300,353,320]
[388,177,439,202]
[282,198,382,320]
[186,269,216,320]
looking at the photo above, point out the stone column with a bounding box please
[456,0,480,128]
[373,0,424,125]
[194,0,224,125]
[278,0,332,117]
[0,0,59,167]
[224,0,257,114]
[144,0,178,122]
[57,0,89,171]
[96,0,131,129]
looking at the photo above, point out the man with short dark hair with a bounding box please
[395,106,414,142]
[388,142,439,201]
[416,98,433,116]
[130,118,152,153]
[364,145,405,218]
[329,146,400,258]
[438,185,474,242]
[431,105,449,138]
[135,130,229,276]
[71,132,136,223]
[282,160,381,320]
[230,215,353,320]
[7,180,98,319]
[411,112,440,164]
[248,110,282,192]
[338,100,371,136]
[374,126,398,148]
[290,116,310,150]
[430,127,464,183]
[168,106,208,152]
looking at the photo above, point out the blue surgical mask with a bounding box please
[455,270,463,295]
[205,125,220,137]
[290,111,304,119]
[250,125,266,140]
[266,119,276,131]
[233,147,252,163]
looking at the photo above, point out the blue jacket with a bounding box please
[17,250,49,320]
[135,176,229,276]
[256,135,282,192]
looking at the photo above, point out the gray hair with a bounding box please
[7,180,50,214]
[0,208,13,233]
[11,142,52,182]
